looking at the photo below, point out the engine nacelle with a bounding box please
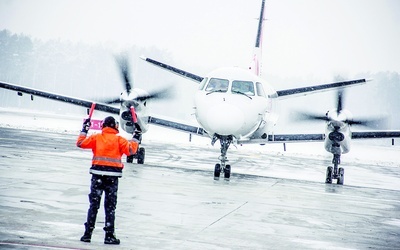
[324,123,351,155]
[119,101,149,134]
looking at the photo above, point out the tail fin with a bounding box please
[250,0,266,76]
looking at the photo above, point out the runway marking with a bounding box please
[199,201,249,233]
[199,180,281,233]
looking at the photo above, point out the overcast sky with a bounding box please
[1,0,399,81]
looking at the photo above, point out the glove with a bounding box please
[132,131,142,143]
[81,118,91,133]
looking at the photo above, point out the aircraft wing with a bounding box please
[0,81,119,114]
[140,57,204,83]
[239,130,400,144]
[267,133,325,142]
[148,116,208,137]
[276,79,368,99]
[351,131,400,139]
[1,81,209,137]
[239,133,325,144]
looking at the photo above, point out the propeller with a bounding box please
[294,88,387,129]
[92,54,172,133]
[97,54,171,105]
[296,89,344,122]
[100,88,171,105]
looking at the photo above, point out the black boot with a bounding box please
[104,227,120,245]
[80,223,94,243]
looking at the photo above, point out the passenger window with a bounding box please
[231,81,255,96]
[205,78,229,92]
[256,82,266,97]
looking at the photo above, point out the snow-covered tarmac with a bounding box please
[0,109,399,249]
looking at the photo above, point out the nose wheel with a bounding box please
[212,135,232,180]
[214,164,231,180]
[325,154,344,185]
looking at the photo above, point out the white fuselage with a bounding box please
[194,67,277,140]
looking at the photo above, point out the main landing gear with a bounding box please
[212,135,232,180]
[325,153,344,185]
[127,131,145,164]
[127,147,145,164]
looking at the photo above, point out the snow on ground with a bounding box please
[1,107,399,168]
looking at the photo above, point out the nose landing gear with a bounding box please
[325,153,344,185]
[212,135,232,180]
[214,163,231,180]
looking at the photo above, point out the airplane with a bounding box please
[1,0,399,184]
[138,0,400,184]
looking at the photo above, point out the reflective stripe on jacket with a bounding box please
[76,127,138,175]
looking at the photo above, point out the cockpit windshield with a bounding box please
[205,78,229,92]
[231,80,255,96]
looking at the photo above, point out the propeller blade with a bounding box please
[337,89,344,114]
[293,112,329,122]
[116,55,132,95]
[134,88,172,102]
[97,97,121,104]
[346,117,388,129]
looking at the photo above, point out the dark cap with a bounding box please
[102,116,117,129]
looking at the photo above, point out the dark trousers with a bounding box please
[85,174,119,231]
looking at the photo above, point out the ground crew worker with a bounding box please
[77,116,139,245]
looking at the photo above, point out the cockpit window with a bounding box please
[231,80,255,96]
[205,78,229,92]
[256,82,266,97]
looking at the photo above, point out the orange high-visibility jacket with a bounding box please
[77,127,138,176]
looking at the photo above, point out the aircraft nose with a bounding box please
[204,103,245,136]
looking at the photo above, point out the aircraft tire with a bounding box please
[137,147,145,164]
[127,155,134,163]
[337,167,344,185]
[325,166,333,184]
[224,165,231,179]
[214,164,221,179]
